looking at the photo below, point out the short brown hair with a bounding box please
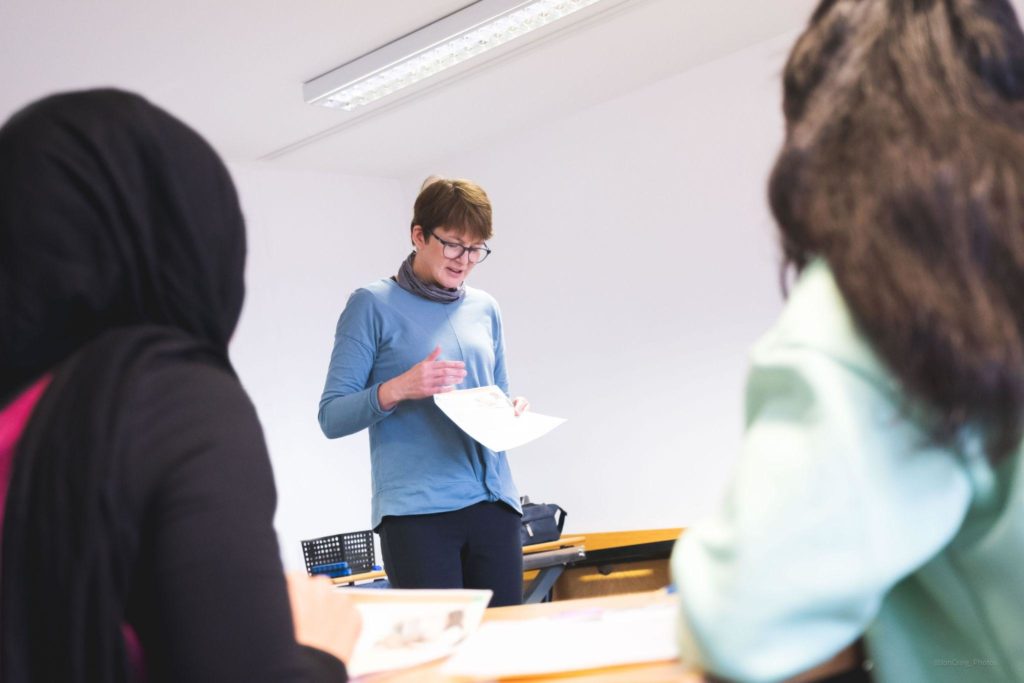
[411,177,492,242]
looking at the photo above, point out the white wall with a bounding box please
[401,32,794,533]
[227,165,405,570]
[229,31,795,569]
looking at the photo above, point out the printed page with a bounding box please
[434,385,566,452]
[341,588,492,679]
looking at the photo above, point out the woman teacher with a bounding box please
[319,178,527,606]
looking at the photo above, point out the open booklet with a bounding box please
[434,385,566,452]
[342,588,492,679]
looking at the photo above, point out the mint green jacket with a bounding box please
[672,260,1023,683]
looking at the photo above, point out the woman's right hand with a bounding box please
[378,346,467,410]
[286,572,363,665]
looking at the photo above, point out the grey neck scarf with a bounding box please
[395,252,465,304]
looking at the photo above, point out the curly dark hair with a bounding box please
[769,0,1024,462]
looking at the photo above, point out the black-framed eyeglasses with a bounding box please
[427,231,492,264]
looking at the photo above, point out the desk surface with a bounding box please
[333,529,678,585]
[371,591,701,682]
[331,529,855,681]
[335,537,589,586]
[522,535,586,554]
[365,589,857,683]
[576,528,683,552]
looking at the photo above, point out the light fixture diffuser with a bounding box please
[304,0,617,111]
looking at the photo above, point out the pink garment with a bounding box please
[0,376,51,520]
[0,376,146,681]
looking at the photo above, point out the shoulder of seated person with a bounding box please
[118,357,268,501]
[752,259,892,386]
[133,356,256,423]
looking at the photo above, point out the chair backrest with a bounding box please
[301,530,375,575]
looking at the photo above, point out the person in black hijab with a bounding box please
[0,89,359,682]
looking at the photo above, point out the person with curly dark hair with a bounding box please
[672,1,1024,681]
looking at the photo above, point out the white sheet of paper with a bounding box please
[342,588,492,679]
[440,600,679,678]
[434,385,566,452]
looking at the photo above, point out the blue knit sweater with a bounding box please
[319,278,521,528]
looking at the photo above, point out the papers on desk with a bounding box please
[441,599,679,678]
[342,588,492,679]
[434,385,566,452]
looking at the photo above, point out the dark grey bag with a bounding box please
[519,496,567,546]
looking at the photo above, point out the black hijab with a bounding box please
[0,90,246,681]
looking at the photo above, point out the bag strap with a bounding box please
[555,505,567,533]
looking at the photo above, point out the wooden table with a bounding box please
[576,529,683,552]
[551,529,682,600]
[370,590,702,682]
[330,530,679,589]
[333,536,589,605]
[521,536,586,603]
[366,589,858,682]
[521,535,587,555]
[334,529,858,682]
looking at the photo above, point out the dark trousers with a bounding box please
[377,501,523,607]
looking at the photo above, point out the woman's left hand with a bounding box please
[286,571,363,665]
[512,396,530,417]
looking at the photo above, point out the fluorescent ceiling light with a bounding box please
[304,0,617,112]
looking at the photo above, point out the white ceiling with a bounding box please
[0,0,818,178]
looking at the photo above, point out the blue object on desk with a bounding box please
[310,561,351,578]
